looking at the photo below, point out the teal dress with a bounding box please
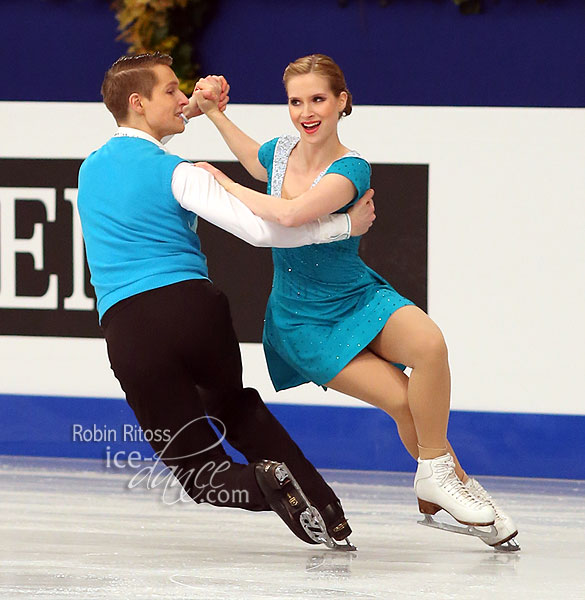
[259,135,414,391]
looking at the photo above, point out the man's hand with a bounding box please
[193,78,221,116]
[348,189,376,236]
[184,75,230,119]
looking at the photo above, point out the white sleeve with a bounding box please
[171,162,350,248]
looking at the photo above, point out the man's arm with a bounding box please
[172,163,359,248]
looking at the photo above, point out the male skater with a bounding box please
[77,53,375,549]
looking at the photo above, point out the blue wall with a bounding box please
[1,393,582,479]
[2,0,584,106]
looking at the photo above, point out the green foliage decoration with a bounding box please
[110,0,216,93]
[452,0,482,15]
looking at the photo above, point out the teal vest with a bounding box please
[78,136,209,321]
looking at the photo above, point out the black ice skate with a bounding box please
[255,460,356,551]
[321,500,353,542]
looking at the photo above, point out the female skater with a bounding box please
[192,55,518,550]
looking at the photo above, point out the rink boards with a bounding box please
[0,389,583,479]
[0,102,584,479]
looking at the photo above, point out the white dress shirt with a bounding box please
[114,127,351,247]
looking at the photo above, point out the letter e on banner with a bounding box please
[0,187,58,309]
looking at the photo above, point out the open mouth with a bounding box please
[301,121,321,134]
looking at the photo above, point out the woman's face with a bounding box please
[286,73,347,143]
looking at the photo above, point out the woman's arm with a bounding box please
[171,163,375,246]
[195,162,356,228]
[193,77,267,182]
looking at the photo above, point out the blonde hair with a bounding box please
[101,52,173,123]
[283,54,352,117]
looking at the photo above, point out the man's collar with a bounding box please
[113,127,169,152]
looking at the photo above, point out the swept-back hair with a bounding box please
[101,52,173,123]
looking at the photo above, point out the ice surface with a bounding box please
[1,457,584,599]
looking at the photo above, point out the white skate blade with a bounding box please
[281,465,357,552]
[418,514,520,552]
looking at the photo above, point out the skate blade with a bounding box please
[419,515,521,551]
[300,507,357,551]
[493,535,521,553]
[418,514,498,544]
[279,465,357,552]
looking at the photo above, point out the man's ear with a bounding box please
[128,92,144,115]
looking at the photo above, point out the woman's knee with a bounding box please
[411,327,448,367]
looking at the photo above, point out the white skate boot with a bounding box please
[465,478,520,551]
[414,454,496,526]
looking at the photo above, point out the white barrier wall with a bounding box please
[2,101,583,416]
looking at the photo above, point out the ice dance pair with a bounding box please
[80,49,519,556]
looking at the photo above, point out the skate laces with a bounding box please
[433,457,487,509]
[467,479,504,519]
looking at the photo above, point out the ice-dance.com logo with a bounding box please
[74,417,249,506]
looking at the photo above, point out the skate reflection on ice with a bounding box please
[479,550,521,574]
[170,551,359,593]
[305,550,357,576]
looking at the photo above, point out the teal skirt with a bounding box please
[263,259,414,391]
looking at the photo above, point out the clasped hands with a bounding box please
[184,75,230,119]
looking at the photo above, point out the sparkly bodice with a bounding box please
[269,136,369,293]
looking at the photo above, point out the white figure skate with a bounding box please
[415,454,496,536]
[464,478,520,551]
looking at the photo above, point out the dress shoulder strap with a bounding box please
[271,135,300,196]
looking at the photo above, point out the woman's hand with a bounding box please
[183,75,230,119]
[194,162,235,191]
[347,189,376,236]
[193,77,222,115]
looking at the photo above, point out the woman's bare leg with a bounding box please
[368,305,451,459]
[328,305,499,528]
[326,349,419,458]
[326,343,468,481]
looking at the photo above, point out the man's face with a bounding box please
[139,65,189,140]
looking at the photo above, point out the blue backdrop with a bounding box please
[2,0,584,107]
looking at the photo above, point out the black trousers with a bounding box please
[102,279,339,511]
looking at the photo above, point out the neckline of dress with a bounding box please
[279,135,358,191]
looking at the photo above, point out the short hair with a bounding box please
[283,54,353,118]
[101,52,173,123]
